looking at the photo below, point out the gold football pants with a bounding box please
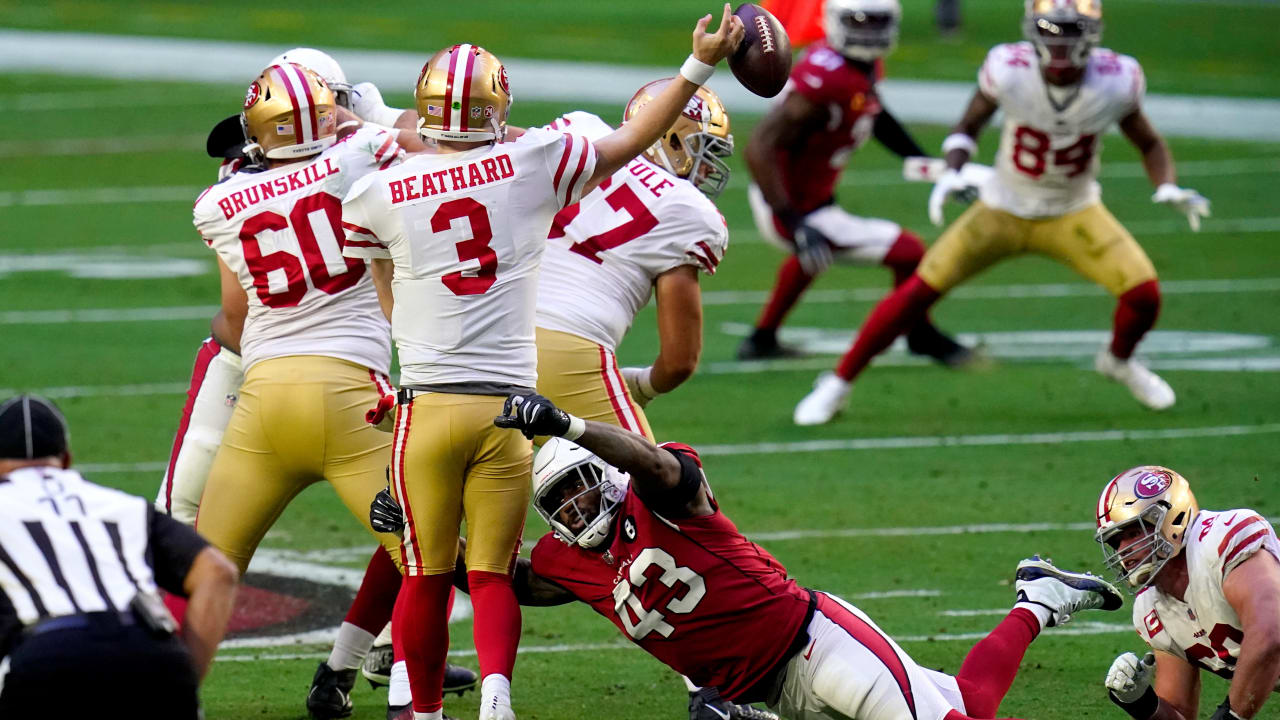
[197,355,402,575]
[535,327,655,442]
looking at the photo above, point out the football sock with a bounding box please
[1110,280,1161,360]
[468,570,522,680]
[344,546,402,635]
[412,712,442,720]
[753,255,814,333]
[682,675,700,692]
[395,572,454,713]
[881,231,926,287]
[952,607,1041,719]
[389,660,412,707]
[327,622,376,671]
[1012,601,1053,631]
[835,274,941,381]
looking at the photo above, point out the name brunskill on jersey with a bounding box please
[210,156,342,220]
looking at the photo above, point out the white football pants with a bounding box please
[748,184,902,265]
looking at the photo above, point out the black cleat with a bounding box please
[307,662,358,720]
[362,642,393,688]
[736,329,804,361]
[690,687,779,720]
[906,324,976,368]
[444,663,479,696]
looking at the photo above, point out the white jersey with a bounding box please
[194,126,403,373]
[977,42,1145,218]
[1132,509,1280,680]
[535,112,728,350]
[342,127,598,389]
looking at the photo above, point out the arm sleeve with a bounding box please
[341,181,391,260]
[872,108,927,158]
[1217,513,1280,578]
[146,506,211,597]
[1125,57,1147,115]
[547,132,598,208]
[977,47,1005,103]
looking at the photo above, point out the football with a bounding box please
[728,3,792,98]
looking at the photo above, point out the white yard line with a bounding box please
[695,423,1280,457]
[0,185,205,208]
[3,30,1280,140]
[0,135,205,158]
[0,382,188,399]
[0,305,216,325]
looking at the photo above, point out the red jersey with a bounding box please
[530,445,813,701]
[774,41,882,213]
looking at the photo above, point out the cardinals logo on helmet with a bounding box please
[1134,470,1173,498]
[243,82,261,110]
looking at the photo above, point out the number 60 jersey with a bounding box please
[192,126,404,373]
[979,42,1146,218]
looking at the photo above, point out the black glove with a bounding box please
[493,393,571,439]
[369,486,406,535]
[793,216,835,276]
[1209,697,1244,720]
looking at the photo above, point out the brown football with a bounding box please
[728,3,792,98]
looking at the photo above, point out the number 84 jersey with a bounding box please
[193,126,404,373]
[979,42,1146,218]
[530,445,812,701]
[1133,509,1280,680]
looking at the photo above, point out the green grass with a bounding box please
[2,16,1279,719]
[1,0,1278,97]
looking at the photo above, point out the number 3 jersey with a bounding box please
[193,126,404,373]
[535,111,729,352]
[342,127,597,390]
[978,42,1146,218]
[530,444,813,701]
[1132,509,1280,679]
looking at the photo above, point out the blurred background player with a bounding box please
[794,0,1211,425]
[736,0,969,371]
[483,392,1124,720]
[1095,466,1280,720]
[339,14,744,718]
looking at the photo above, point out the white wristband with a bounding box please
[563,414,587,442]
[942,133,978,156]
[679,55,716,86]
[634,366,658,400]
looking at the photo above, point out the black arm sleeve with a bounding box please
[873,108,927,158]
[634,447,705,518]
[146,507,211,597]
[0,589,20,661]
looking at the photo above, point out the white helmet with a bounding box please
[824,0,902,61]
[268,47,353,109]
[532,438,629,550]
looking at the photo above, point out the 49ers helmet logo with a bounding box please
[497,65,510,96]
[681,94,707,124]
[1134,470,1173,498]
[243,81,261,110]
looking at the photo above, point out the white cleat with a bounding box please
[1015,555,1124,627]
[1094,349,1175,411]
[478,696,516,720]
[793,372,851,426]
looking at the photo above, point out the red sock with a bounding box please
[394,573,453,713]
[952,607,1041,719]
[754,255,815,332]
[881,230,926,287]
[468,570,522,681]
[1110,280,1161,360]
[344,546,403,634]
[835,274,941,381]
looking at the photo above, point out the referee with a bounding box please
[0,394,239,718]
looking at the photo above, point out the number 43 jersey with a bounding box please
[535,112,729,352]
[1132,509,1280,680]
[979,42,1146,218]
[193,126,404,373]
[530,444,812,701]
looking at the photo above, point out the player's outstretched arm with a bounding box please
[1120,110,1210,232]
[872,108,926,159]
[941,89,998,171]
[624,266,703,406]
[452,537,575,607]
[1221,551,1280,718]
[589,5,744,190]
[744,92,826,226]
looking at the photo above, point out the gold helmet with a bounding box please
[1095,465,1199,590]
[415,44,511,142]
[623,79,734,198]
[1024,0,1103,78]
[240,63,338,161]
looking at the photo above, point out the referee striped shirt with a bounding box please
[0,466,206,656]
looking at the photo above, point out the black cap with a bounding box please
[0,395,70,460]
[207,114,248,160]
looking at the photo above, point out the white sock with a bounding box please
[413,712,442,720]
[682,676,700,693]
[1015,601,1054,631]
[374,621,394,647]
[327,621,376,670]
[481,673,512,702]
[389,660,412,706]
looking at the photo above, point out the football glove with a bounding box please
[494,393,581,440]
[928,167,981,226]
[369,486,406,535]
[365,391,397,433]
[1209,697,1244,720]
[1152,183,1210,232]
[621,366,659,408]
[351,81,407,129]
[1105,651,1155,703]
[793,217,835,276]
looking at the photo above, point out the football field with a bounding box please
[2,2,1279,718]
